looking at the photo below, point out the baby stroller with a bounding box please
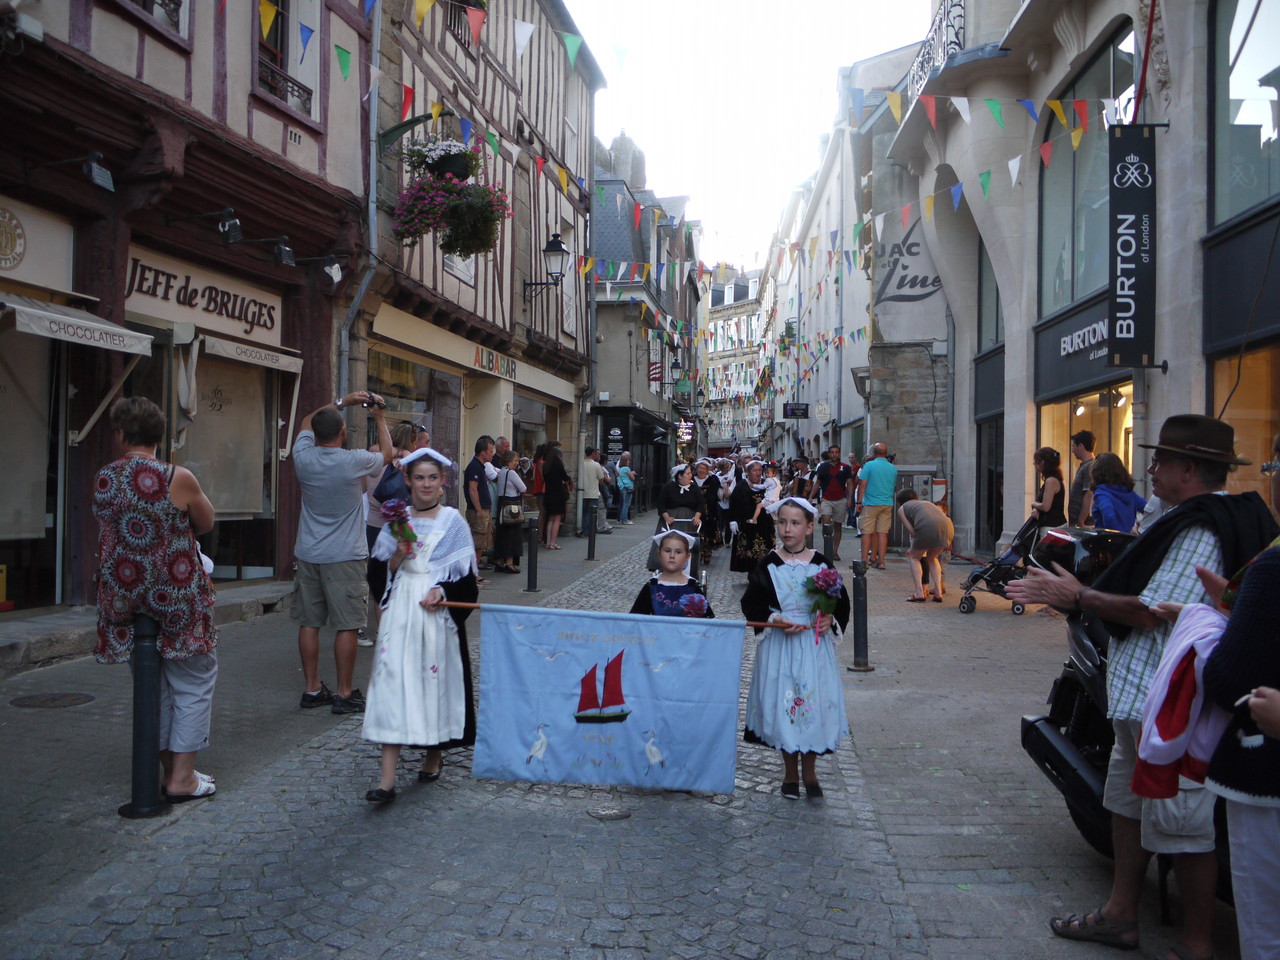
[955,514,1043,615]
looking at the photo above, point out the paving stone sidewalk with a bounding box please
[0,546,927,960]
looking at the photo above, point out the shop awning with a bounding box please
[2,294,153,356]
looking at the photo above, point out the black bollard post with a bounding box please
[523,517,540,593]
[119,613,171,819]
[586,501,598,561]
[822,521,834,560]
[846,560,875,673]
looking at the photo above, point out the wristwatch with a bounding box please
[333,396,344,408]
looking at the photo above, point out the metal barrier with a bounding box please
[523,517,540,593]
[118,613,171,819]
[847,561,874,673]
[822,521,834,559]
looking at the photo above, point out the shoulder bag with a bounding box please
[498,468,525,525]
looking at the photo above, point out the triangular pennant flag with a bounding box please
[363,0,376,19]
[920,94,937,128]
[808,236,819,258]
[259,0,278,40]
[798,249,807,267]
[514,20,535,59]
[873,213,885,237]
[561,33,583,69]
[298,23,314,63]
[577,176,585,192]
[1073,99,1089,132]
[1040,140,1053,167]
[1071,127,1084,151]
[851,222,863,244]
[485,130,499,154]
[1101,98,1117,126]
[430,101,443,121]
[886,91,903,126]
[979,169,991,198]
[535,156,546,175]
[596,184,605,205]
[460,118,472,144]
[414,0,434,27]
[365,66,383,101]
[633,201,642,230]
[509,144,521,168]
[950,182,964,210]
[954,98,970,124]
[1008,155,1021,186]
[401,84,413,122]
[844,251,853,272]
[1046,99,1068,129]
[984,98,1004,128]
[466,7,486,48]
[334,44,351,80]
[829,229,839,251]
[900,204,911,231]
[1016,99,1039,122]
[557,166,568,193]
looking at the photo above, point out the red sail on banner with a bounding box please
[577,664,599,714]
[600,651,625,710]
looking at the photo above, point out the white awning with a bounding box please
[1,293,153,356]
[202,334,303,373]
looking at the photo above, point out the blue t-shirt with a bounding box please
[859,458,898,506]
[464,456,491,510]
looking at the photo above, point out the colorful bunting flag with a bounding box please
[633,201,642,230]
[1071,127,1084,150]
[460,118,472,144]
[1073,99,1089,132]
[900,204,911,231]
[298,23,314,62]
[979,169,991,198]
[466,6,486,48]
[414,0,434,27]
[984,99,1004,128]
[485,130,499,154]
[535,156,546,175]
[1016,99,1038,122]
[363,0,375,19]
[1008,155,1021,186]
[401,84,413,122]
[431,101,443,121]
[335,45,351,80]
[1046,99,1068,129]
[259,0,277,39]
[829,229,838,251]
[950,182,964,211]
[514,20,535,59]
[561,33,583,70]
[921,94,937,128]
[953,98,970,124]
[887,92,903,126]
[1040,140,1053,167]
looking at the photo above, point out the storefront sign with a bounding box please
[124,247,282,346]
[473,346,517,380]
[203,335,303,373]
[1059,316,1110,360]
[1107,125,1157,367]
[0,206,26,270]
[1035,298,1116,402]
[677,420,694,443]
[0,195,74,290]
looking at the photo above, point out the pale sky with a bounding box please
[561,0,934,271]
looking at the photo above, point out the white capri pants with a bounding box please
[156,651,218,753]
[1226,800,1280,960]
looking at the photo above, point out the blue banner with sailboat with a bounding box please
[472,604,746,794]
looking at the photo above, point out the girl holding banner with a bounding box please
[741,498,850,800]
[361,448,479,804]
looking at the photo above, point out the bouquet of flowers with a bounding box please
[803,567,844,644]
[679,593,708,618]
[379,499,418,544]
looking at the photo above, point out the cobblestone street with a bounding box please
[0,532,1243,959]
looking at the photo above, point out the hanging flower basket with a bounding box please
[397,136,483,181]
[392,175,512,258]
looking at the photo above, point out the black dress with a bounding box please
[694,475,722,555]
[542,457,570,517]
[729,481,774,572]
[492,467,524,562]
[417,572,479,750]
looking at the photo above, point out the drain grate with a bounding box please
[9,692,96,708]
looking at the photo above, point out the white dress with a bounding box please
[361,508,476,747]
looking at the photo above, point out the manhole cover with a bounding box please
[587,806,631,821]
[9,692,96,709]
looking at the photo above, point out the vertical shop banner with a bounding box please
[1108,125,1157,367]
[473,604,745,793]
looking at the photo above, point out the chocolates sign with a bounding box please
[124,247,282,346]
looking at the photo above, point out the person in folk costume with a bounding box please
[729,459,775,573]
[714,458,737,536]
[361,448,479,803]
[629,529,716,618]
[692,458,721,566]
[647,463,704,571]
[741,497,850,799]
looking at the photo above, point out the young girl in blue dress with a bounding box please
[629,530,715,618]
[741,497,850,799]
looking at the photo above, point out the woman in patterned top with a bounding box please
[93,397,218,803]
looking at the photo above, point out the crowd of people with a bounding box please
[88,394,1280,960]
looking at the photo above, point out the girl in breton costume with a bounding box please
[362,448,479,803]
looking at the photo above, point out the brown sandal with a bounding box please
[1048,909,1139,950]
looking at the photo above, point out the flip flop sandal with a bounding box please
[905,596,926,603]
[1049,910,1139,950]
[166,778,217,803]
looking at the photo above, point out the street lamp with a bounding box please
[523,233,571,301]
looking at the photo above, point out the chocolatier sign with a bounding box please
[124,247,282,346]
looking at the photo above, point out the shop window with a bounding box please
[124,0,186,33]
[1213,0,1280,223]
[368,350,463,499]
[1038,382,1135,476]
[978,240,1003,352]
[1213,344,1280,504]
[256,0,318,118]
[1040,27,1137,317]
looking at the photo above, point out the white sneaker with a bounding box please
[357,629,374,647]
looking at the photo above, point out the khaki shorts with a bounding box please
[467,509,493,553]
[819,499,850,525]
[860,503,894,534]
[1103,718,1216,854]
[292,559,368,631]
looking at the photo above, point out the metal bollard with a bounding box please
[822,521,834,560]
[523,517,540,593]
[846,560,875,673]
[118,613,171,819]
[586,501,598,561]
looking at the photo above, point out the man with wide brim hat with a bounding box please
[1009,413,1277,960]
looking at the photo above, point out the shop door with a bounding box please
[976,417,1004,554]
